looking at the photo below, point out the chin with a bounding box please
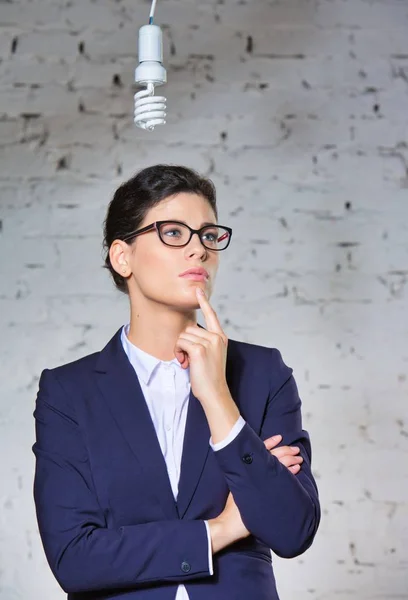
[179,293,201,308]
[176,287,206,307]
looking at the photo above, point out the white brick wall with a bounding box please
[1,1,407,598]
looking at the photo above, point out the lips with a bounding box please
[179,267,209,279]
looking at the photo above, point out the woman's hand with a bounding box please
[209,435,303,553]
[208,491,251,554]
[174,287,229,404]
[264,434,304,475]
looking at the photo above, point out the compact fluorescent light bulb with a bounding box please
[134,24,167,131]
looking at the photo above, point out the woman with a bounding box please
[32,164,320,600]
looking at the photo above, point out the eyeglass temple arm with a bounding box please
[122,223,156,241]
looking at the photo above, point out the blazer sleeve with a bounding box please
[213,348,321,559]
[32,368,211,594]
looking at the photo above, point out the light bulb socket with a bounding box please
[138,24,163,63]
[135,61,167,86]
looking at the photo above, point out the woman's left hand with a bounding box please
[264,434,304,475]
[174,287,229,404]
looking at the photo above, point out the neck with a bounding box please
[126,297,197,362]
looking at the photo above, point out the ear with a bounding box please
[109,239,132,278]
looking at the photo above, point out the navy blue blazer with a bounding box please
[32,326,320,600]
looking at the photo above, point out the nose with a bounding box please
[184,231,208,260]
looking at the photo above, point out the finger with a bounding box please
[289,464,301,475]
[173,336,204,369]
[270,445,295,457]
[270,445,300,457]
[184,325,223,348]
[263,435,283,450]
[195,287,226,339]
[276,455,303,468]
[178,331,211,347]
[175,349,189,368]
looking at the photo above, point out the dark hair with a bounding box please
[103,164,218,294]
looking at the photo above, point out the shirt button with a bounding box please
[242,453,253,464]
[181,561,191,573]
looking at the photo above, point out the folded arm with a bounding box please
[211,349,321,558]
[32,369,211,594]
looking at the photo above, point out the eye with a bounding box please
[202,230,218,242]
[163,227,183,238]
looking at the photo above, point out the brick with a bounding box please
[1,1,408,598]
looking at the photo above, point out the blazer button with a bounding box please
[242,453,253,464]
[181,561,191,573]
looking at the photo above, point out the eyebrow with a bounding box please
[171,219,217,227]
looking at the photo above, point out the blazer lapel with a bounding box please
[94,328,178,520]
[176,388,210,518]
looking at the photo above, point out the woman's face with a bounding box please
[119,192,220,310]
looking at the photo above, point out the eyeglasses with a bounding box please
[121,220,233,251]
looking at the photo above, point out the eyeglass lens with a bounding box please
[159,222,230,250]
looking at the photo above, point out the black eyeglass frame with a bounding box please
[121,220,233,251]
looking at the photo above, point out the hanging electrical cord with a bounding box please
[134,0,167,131]
[149,0,157,24]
